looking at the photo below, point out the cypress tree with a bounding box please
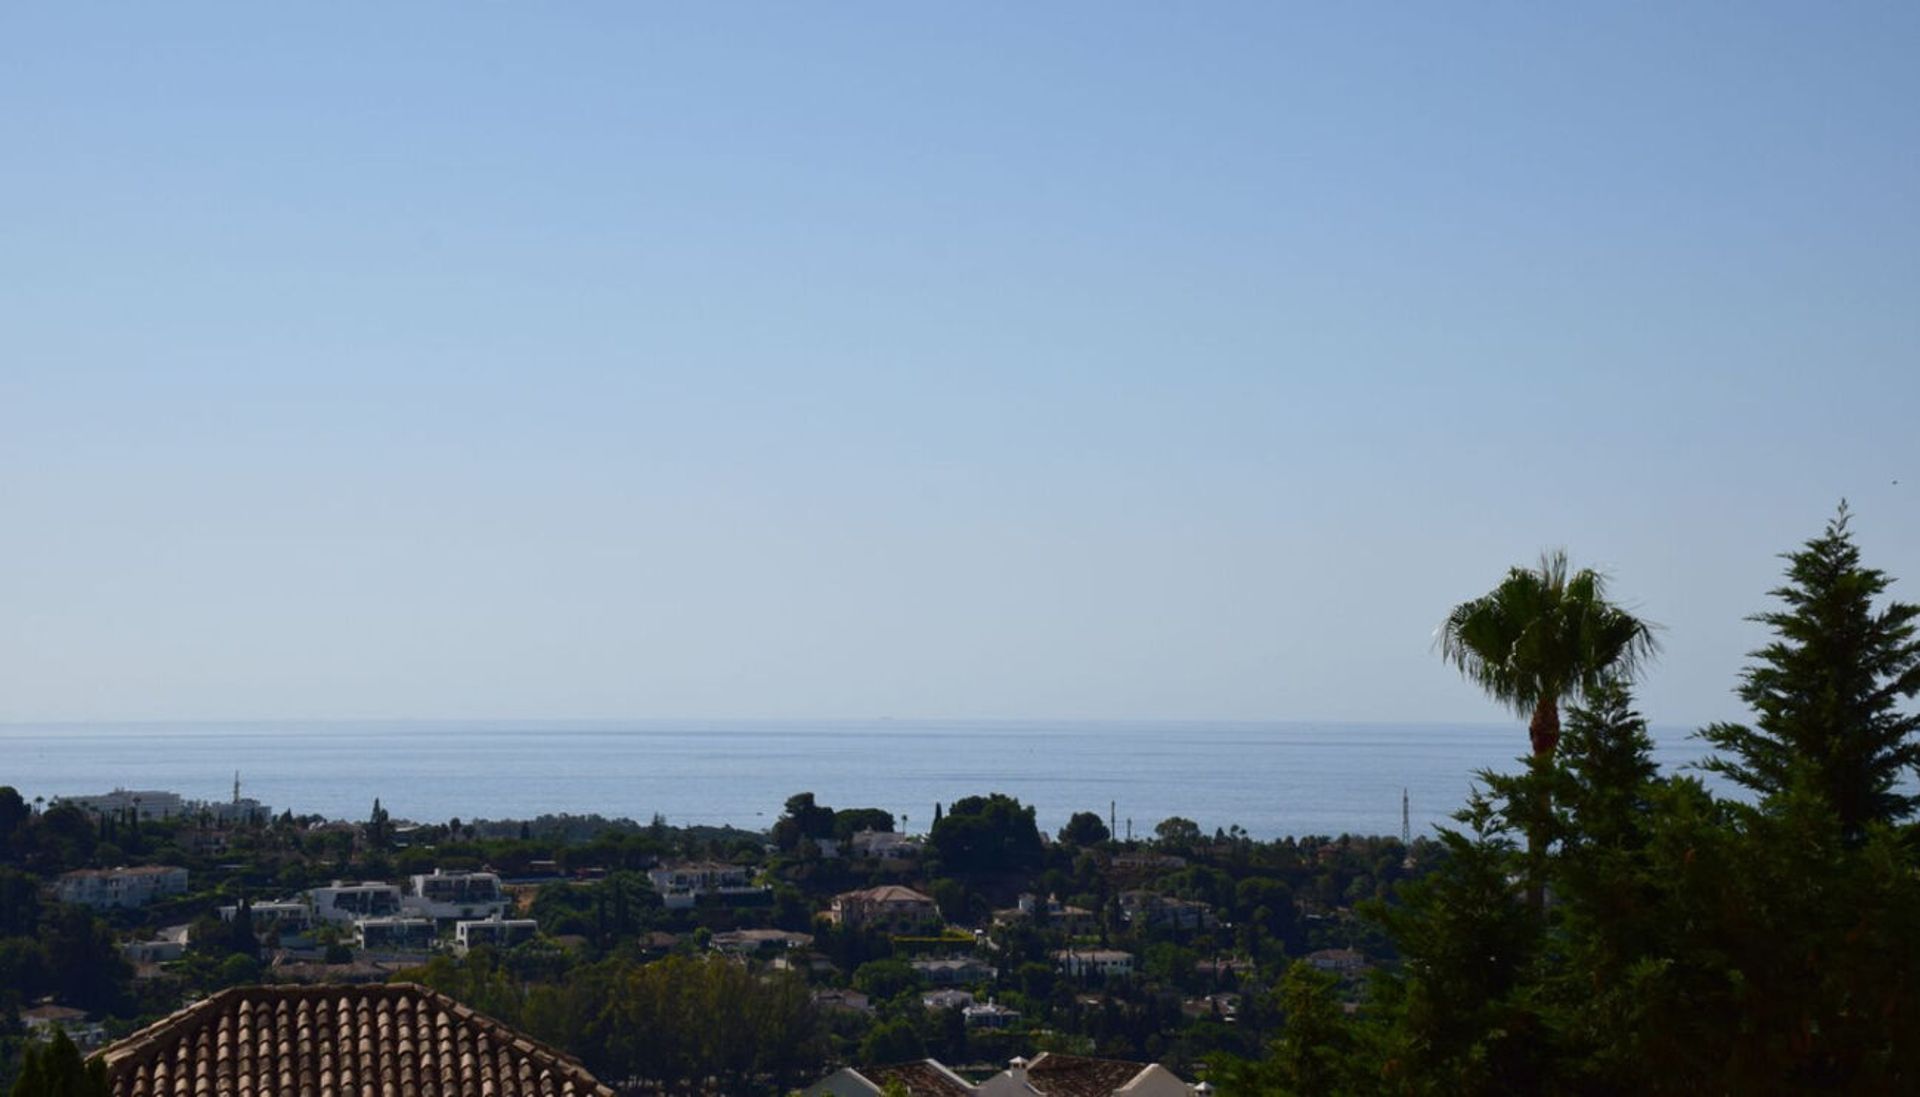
[1701,503,1920,841]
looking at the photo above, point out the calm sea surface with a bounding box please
[0,720,1719,840]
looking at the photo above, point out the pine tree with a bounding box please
[1701,504,1920,841]
[9,1028,108,1097]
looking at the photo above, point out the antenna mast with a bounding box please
[1401,788,1410,846]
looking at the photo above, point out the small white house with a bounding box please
[453,915,538,955]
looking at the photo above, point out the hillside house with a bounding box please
[1118,891,1215,931]
[1056,948,1135,979]
[307,882,402,924]
[54,866,188,909]
[404,869,509,921]
[645,861,765,908]
[825,885,940,931]
[453,915,539,955]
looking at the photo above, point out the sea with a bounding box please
[0,719,1722,841]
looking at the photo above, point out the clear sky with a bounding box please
[2,4,1916,727]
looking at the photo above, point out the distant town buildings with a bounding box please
[52,782,270,825]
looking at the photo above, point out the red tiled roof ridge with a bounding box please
[96,982,615,1097]
[839,884,935,901]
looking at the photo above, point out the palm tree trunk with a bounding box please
[1525,695,1560,913]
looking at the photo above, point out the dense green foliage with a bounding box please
[928,794,1043,875]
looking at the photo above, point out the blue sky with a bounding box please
[2,4,1916,725]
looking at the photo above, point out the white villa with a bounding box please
[646,861,765,908]
[850,829,923,859]
[404,869,509,921]
[54,866,189,909]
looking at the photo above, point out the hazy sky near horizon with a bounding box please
[3,4,1916,727]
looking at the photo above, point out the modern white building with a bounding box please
[403,870,509,921]
[308,882,403,924]
[218,900,313,929]
[354,916,435,951]
[453,915,538,955]
[54,866,189,909]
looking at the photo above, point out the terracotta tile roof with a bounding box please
[837,885,937,904]
[97,983,615,1097]
[866,1059,975,1097]
[1025,1052,1150,1097]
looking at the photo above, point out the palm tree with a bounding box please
[1438,550,1659,907]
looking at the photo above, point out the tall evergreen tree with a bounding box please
[8,1029,108,1097]
[1701,504,1920,840]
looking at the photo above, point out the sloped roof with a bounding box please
[838,885,937,904]
[96,983,614,1097]
[867,1059,975,1097]
[1025,1052,1150,1097]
